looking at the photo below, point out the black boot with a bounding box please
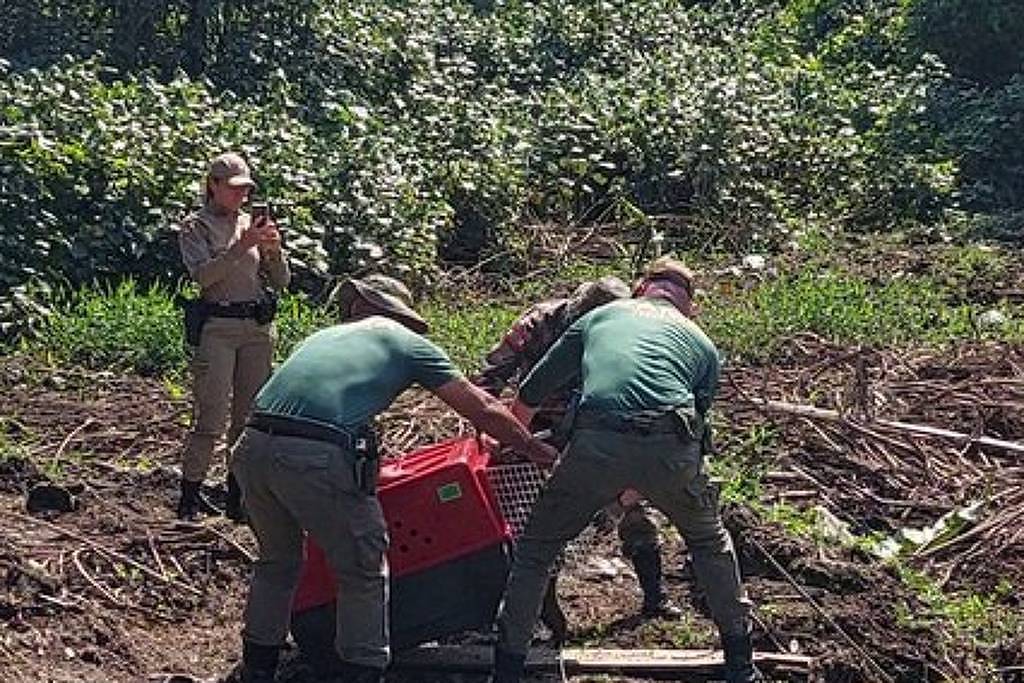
[632,544,682,618]
[177,479,202,521]
[292,603,338,676]
[225,473,246,523]
[240,641,279,683]
[538,575,568,643]
[490,647,526,683]
[326,661,385,683]
[722,632,764,683]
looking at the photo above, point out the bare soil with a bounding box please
[1,337,1022,682]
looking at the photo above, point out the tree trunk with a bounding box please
[181,0,215,78]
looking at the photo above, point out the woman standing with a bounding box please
[176,152,290,521]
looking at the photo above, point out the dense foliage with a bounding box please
[1,0,1020,337]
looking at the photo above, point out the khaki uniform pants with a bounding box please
[497,427,752,655]
[182,317,273,482]
[231,428,390,669]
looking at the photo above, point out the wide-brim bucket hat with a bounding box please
[331,274,429,334]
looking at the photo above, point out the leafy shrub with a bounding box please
[0,59,331,297]
[906,0,1024,87]
[933,76,1024,217]
[2,0,1020,337]
[773,0,1024,222]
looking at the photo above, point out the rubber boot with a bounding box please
[177,479,202,521]
[722,632,764,683]
[225,473,246,523]
[538,574,568,643]
[632,544,682,618]
[239,641,279,683]
[490,646,526,683]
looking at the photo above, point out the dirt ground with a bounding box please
[1,337,1022,683]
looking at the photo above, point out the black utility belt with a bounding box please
[178,294,277,346]
[204,300,262,319]
[247,413,380,494]
[573,410,681,435]
[247,413,376,455]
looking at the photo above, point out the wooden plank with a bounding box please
[393,644,815,678]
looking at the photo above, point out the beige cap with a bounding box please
[642,256,696,298]
[208,152,256,188]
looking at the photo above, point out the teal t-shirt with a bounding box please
[519,298,721,415]
[254,317,462,429]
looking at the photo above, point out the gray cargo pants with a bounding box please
[497,426,752,655]
[231,427,390,669]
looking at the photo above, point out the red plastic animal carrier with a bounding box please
[291,436,525,648]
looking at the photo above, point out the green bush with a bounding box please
[935,76,1024,216]
[0,59,331,296]
[772,0,1024,223]
[907,0,1024,87]
[3,0,1020,335]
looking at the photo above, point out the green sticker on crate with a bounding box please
[437,482,463,503]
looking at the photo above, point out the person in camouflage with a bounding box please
[474,276,683,636]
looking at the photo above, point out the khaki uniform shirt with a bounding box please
[178,204,290,302]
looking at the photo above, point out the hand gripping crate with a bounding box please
[291,436,512,650]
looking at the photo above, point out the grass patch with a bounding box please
[895,566,1021,648]
[14,257,638,379]
[710,422,777,505]
[703,268,1024,360]
[422,300,521,374]
[273,292,338,360]
[635,613,714,649]
[16,249,1024,379]
[21,279,183,377]
[0,419,34,465]
[19,281,338,378]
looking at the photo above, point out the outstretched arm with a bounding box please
[433,378,559,467]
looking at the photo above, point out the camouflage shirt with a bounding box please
[473,298,577,430]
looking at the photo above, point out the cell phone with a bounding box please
[250,201,271,225]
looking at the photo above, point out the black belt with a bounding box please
[247,413,358,450]
[573,410,681,435]
[203,300,259,319]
